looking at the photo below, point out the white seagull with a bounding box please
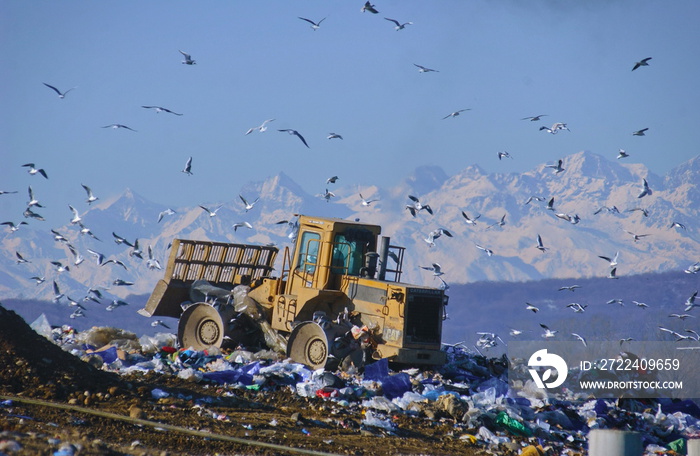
[361,1,379,14]
[15,251,30,264]
[624,229,651,242]
[179,50,196,65]
[22,163,48,179]
[540,324,557,339]
[52,281,64,303]
[421,263,444,277]
[359,193,378,206]
[684,262,700,274]
[298,16,326,30]
[245,119,275,135]
[406,195,433,217]
[326,175,339,184]
[199,205,222,217]
[81,184,98,204]
[68,205,82,224]
[442,109,470,119]
[27,186,42,208]
[545,159,565,174]
[633,128,649,136]
[540,122,570,134]
[1,221,28,232]
[536,234,547,252]
[414,64,439,73]
[384,17,412,30]
[158,208,176,223]
[233,221,253,232]
[637,178,652,198]
[102,124,137,132]
[147,245,162,270]
[608,267,619,279]
[182,156,193,175]
[617,149,629,159]
[522,114,547,121]
[151,320,171,329]
[43,83,76,99]
[632,57,651,71]
[475,243,494,257]
[320,189,335,202]
[142,106,183,116]
[598,251,619,267]
[239,194,260,212]
[572,333,587,347]
[684,291,698,312]
[327,133,343,140]
[497,151,512,160]
[278,129,310,148]
[525,303,539,313]
[461,211,480,226]
[559,285,581,292]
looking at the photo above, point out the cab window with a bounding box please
[297,231,321,273]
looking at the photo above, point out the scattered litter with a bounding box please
[22,315,700,455]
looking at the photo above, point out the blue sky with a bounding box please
[2,1,699,227]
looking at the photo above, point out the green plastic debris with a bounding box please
[495,411,533,437]
[667,438,686,455]
[245,384,261,391]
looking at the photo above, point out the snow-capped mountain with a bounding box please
[2,152,699,303]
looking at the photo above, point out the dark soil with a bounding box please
[0,305,488,456]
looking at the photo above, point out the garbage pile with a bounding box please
[27,314,700,455]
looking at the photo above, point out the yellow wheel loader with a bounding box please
[139,215,447,369]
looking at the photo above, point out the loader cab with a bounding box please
[288,216,380,294]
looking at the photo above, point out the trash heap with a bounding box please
[27,314,700,456]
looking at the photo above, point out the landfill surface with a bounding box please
[1,304,699,456]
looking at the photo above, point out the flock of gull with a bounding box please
[3,3,697,350]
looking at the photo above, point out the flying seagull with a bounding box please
[637,178,652,198]
[420,263,444,277]
[361,1,379,13]
[27,186,42,208]
[359,193,378,206]
[475,243,494,257]
[81,184,98,204]
[179,50,196,65]
[617,149,629,159]
[559,285,581,292]
[239,194,259,212]
[102,124,137,131]
[685,291,698,312]
[233,221,253,232]
[1,221,28,232]
[598,251,619,267]
[540,324,557,339]
[320,189,335,202]
[632,57,651,71]
[142,106,183,116]
[624,230,651,242]
[327,132,343,140]
[540,122,570,134]
[112,232,134,247]
[199,205,223,217]
[670,221,687,231]
[633,128,649,136]
[43,83,76,99]
[246,118,275,135]
[536,234,548,252]
[298,16,326,30]
[326,176,339,184]
[522,114,547,121]
[608,267,619,279]
[414,64,438,73]
[461,211,480,226]
[545,159,565,174]
[158,208,176,223]
[15,251,30,264]
[384,17,412,30]
[406,195,433,217]
[182,156,193,175]
[278,129,310,148]
[497,151,512,160]
[525,303,539,313]
[22,163,48,179]
[572,333,587,347]
[442,109,470,119]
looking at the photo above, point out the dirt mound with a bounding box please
[0,306,127,401]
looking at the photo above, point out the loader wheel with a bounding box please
[287,321,329,370]
[178,303,224,351]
